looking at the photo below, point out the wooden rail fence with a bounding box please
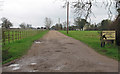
[2,29,41,45]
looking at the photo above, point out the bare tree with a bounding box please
[1,17,13,29]
[63,21,67,27]
[61,0,116,21]
[26,24,32,29]
[19,23,26,29]
[44,17,52,30]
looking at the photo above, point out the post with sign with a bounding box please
[100,31,116,47]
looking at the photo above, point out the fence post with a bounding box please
[2,30,5,45]
[20,31,21,40]
[22,31,24,39]
[18,31,19,40]
[26,30,27,38]
[8,30,10,44]
[21,31,23,39]
[22,31,23,39]
[12,31,14,42]
[15,31,17,41]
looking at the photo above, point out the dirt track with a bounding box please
[3,30,118,72]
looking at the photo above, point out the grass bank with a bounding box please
[59,31,119,61]
[2,30,48,64]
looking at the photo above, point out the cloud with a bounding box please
[0,0,117,28]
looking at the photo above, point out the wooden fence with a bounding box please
[2,29,41,45]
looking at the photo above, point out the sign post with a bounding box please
[100,31,116,47]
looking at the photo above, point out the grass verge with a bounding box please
[59,31,119,61]
[2,30,48,64]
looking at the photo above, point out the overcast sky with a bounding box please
[0,0,117,28]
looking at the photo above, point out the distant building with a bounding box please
[8,28,20,30]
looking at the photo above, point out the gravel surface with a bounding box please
[2,30,118,72]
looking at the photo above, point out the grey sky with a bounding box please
[0,0,117,28]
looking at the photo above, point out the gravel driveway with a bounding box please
[2,30,118,72]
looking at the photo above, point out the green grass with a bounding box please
[2,30,49,64]
[59,31,119,61]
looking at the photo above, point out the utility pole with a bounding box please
[58,18,61,30]
[67,1,69,34]
[58,18,60,24]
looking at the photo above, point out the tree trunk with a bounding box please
[115,14,120,46]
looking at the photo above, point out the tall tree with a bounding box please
[100,19,112,30]
[26,24,32,29]
[19,23,26,29]
[74,17,88,30]
[114,14,120,46]
[113,0,120,46]
[1,17,13,29]
[44,17,52,30]
[53,23,63,30]
[63,21,67,30]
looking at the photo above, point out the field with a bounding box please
[60,31,119,61]
[2,30,48,64]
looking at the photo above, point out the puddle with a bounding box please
[12,67,20,71]
[34,40,42,44]
[8,64,21,71]
[35,41,41,44]
[30,70,39,72]
[51,65,65,71]
[55,65,65,70]
[30,63,37,66]
[9,64,19,67]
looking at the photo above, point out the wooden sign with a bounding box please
[102,31,116,40]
